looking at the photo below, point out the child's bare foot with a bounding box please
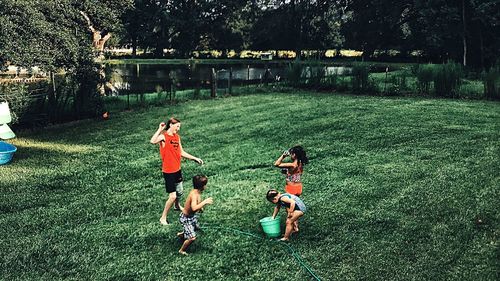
[159,218,170,225]
[178,250,188,256]
[176,232,184,239]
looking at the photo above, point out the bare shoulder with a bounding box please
[188,189,197,198]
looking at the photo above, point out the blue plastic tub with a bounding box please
[0,141,17,165]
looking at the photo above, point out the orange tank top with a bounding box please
[159,132,181,173]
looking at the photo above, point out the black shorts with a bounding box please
[163,170,183,195]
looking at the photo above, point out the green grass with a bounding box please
[1,92,499,280]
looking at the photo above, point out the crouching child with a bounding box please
[266,189,306,241]
[177,175,213,255]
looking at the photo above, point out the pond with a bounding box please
[107,63,353,95]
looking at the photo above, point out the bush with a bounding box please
[0,83,31,124]
[386,70,411,96]
[433,61,463,98]
[351,62,374,94]
[285,62,304,88]
[303,61,326,89]
[483,66,500,100]
[414,64,434,95]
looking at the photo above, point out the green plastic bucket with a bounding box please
[259,216,281,238]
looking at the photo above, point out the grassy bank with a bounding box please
[1,92,499,280]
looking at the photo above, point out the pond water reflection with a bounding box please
[107,63,352,95]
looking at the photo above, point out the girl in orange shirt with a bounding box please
[274,145,308,196]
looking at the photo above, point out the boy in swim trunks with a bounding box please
[177,175,213,255]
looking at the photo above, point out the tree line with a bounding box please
[120,0,499,68]
[1,0,499,72]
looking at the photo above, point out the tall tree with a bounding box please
[342,0,413,60]
[168,0,205,57]
[0,0,132,120]
[200,0,248,56]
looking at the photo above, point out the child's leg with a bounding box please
[179,216,197,254]
[281,211,304,241]
[174,182,184,210]
[160,192,176,224]
[179,237,196,255]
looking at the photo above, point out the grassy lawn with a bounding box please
[1,92,499,280]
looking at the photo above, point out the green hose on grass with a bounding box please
[201,225,322,281]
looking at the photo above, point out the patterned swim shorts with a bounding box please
[179,213,200,239]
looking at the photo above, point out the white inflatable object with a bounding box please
[0,124,15,139]
[0,102,12,124]
[0,102,15,139]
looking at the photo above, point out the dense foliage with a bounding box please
[1,0,498,69]
[0,0,132,71]
[0,0,132,122]
[115,0,499,67]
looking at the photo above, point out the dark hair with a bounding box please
[193,175,208,190]
[266,189,279,202]
[290,145,308,165]
[166,117,180,129]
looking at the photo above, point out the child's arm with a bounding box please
[272,205,281,219]
[191,193,213,212]
[179,139,204,164]
[150,123,166,144]
[274,155,298,169]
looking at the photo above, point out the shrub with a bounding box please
[414,64,434,95]
[303,61,325,89]
[323,69,340,90]
[351,62,374,94]
[285,62,304,88]
[387,70,411,96]
[483,66,500,100]
[0,83,31,124]
[433,61,463,98]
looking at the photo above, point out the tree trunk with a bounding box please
[211,68,217,98]
[132,36,137,58]
[80,11,111,96]
[479,27,484,69]
[462,0,467,67]
[80,11,111,55]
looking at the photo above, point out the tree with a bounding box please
[342,0,413,60]
[0,0,132,121]
[200,0,248,56]
[249,0,344,59]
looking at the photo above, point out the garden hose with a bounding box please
[201,225,322,281]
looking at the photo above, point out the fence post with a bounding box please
[228,67,232,95]
[211,68,217,98]
[127,92,130,110]
[384,66,388,93]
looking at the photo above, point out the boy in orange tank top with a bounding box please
[150,117,204,225]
